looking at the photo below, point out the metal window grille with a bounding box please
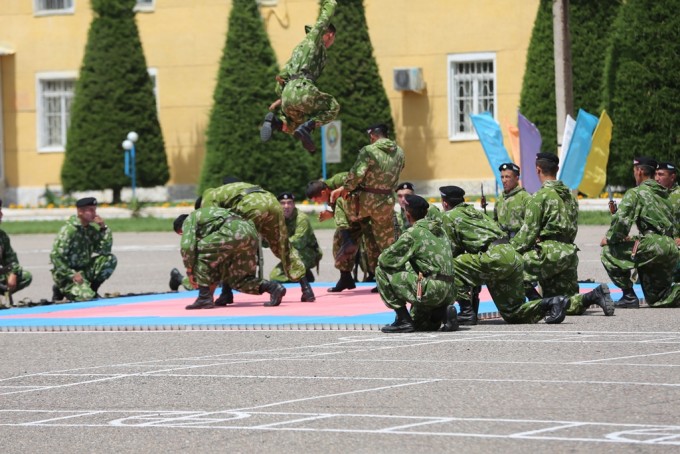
[452,60,495,135]
[39,79,75,149]
[36,0,73,11]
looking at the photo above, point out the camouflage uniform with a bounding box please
[510,180,589,314]
[0,229,32,295]
[441,204,546,323]
[181,207,263,295]
[396,205,441,237]
[50,215,117,301]
[270,208,322,283]
[376,216,456,331]
[343,138,405,252]
[275,0,339,132]
[601,179,680,307]
[669,184,680,282]
[202,183,305,281]
[494,186,531,238]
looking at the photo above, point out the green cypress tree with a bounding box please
[62,0,168,203]
[520,0,620,152]
[603,0,680,186]
[200,0,314,198]
[320,0,394,176]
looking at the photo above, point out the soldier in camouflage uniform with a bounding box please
[394,182,440,236]
[50,197,117,302]
[512,153,614,317]
[439,186,569,325]
[655,161,680,282]
[306,173,380,292]
[0,200,32,308]
[376,195,458,333]
[200,181,308,294]
[494,163,531,238]
[260,0,339,153]
[601,157,680,308]
[331,123,405,258]
[174,208,286,309]
[269,192,321,302]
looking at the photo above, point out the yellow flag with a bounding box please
[578,111,613,198]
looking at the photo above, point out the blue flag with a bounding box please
[560,109,598,190]
[471,112,512,188]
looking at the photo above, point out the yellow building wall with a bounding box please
[0,0,539,203]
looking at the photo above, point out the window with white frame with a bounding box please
[37,74,76,152]
[134,0,155,11]
[34,0,74,15]
[447,53,496,140]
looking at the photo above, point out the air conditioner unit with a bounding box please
[393,67,425,92]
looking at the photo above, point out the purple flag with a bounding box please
[518,112,542,194]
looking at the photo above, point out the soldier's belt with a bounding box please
[426,273,455,283]
[358,186,393,195]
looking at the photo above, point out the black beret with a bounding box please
[277,192,295,201]
[404,194,429,211]
[499,162,520,173]
[536,152,559,164]
[656,161,676,172]
[173,214,189,234]
[76,197,97,208]
[633,156,657,168]
[396,182,415,191]
[439,186,465,199]
[366,123,389,136]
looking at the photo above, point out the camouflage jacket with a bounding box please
[286,208,322,267]
[50,215,113,282]
[605,179,675,243]
[378,217,454,278]
[276,0,337,95]
[440,203,505,255]
[201,182,265,209]
[0,229,20,275]
[344,138,405,194]
[180,207,254,276]
[494,185,531,238]
[511,179,578,254]
[669,183,680,237]
[396,205,441,236]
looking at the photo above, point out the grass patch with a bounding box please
[578,211,612,225]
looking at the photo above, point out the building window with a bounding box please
[37,74,76,152]
[134,0,155,12]
[34,0,75,15]
[447,53,497,141]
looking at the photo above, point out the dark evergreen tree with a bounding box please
[519,0,620,152]
[320,0,394,176]
[62,0,168,203]
[602,0,680,186]
[200,0,314,197]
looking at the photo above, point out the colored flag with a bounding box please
[470,112,512,188]
[578,111,613,198]
[507,123,521,165]
[557,114,576,180]
[560,108,598,190]
[517,112,542,194]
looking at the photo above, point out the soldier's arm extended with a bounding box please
[605,190,637,244]
[377,231,415,272]
[343,147,369,192]
[510,194,542,254]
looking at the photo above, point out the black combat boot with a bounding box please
[439,304,459,332]
[299,278,315,302]
[169,268,183,291]
[582,283,615,316]
[185,286,215,310]
[363,272,376,283]
[539,296,569,324]
[305,269,315,283]
[214,283,234,306]
[260,281,287,306]
[525,284,542,301]
[370,286,379,293]
[260,112,283,142]
[52,285,64,303]
[457,299,477,326]
[335,230,358,261]
[294,120,317,153]
[381,306,415,333]
[614,288,640,309]
[328,271,356,293]
[91,281,102,299]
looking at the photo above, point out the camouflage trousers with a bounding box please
[54,254,117,302]
[350,193,397,253]
[521,240,590,315]
[601,234,680,308]
[375,266,456,331]
[237,193,305,281]
[278,78,340,132]
[191,229,263,296]
[333,219,379,273]
[454,244,545,324]
[0,268,33,294]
